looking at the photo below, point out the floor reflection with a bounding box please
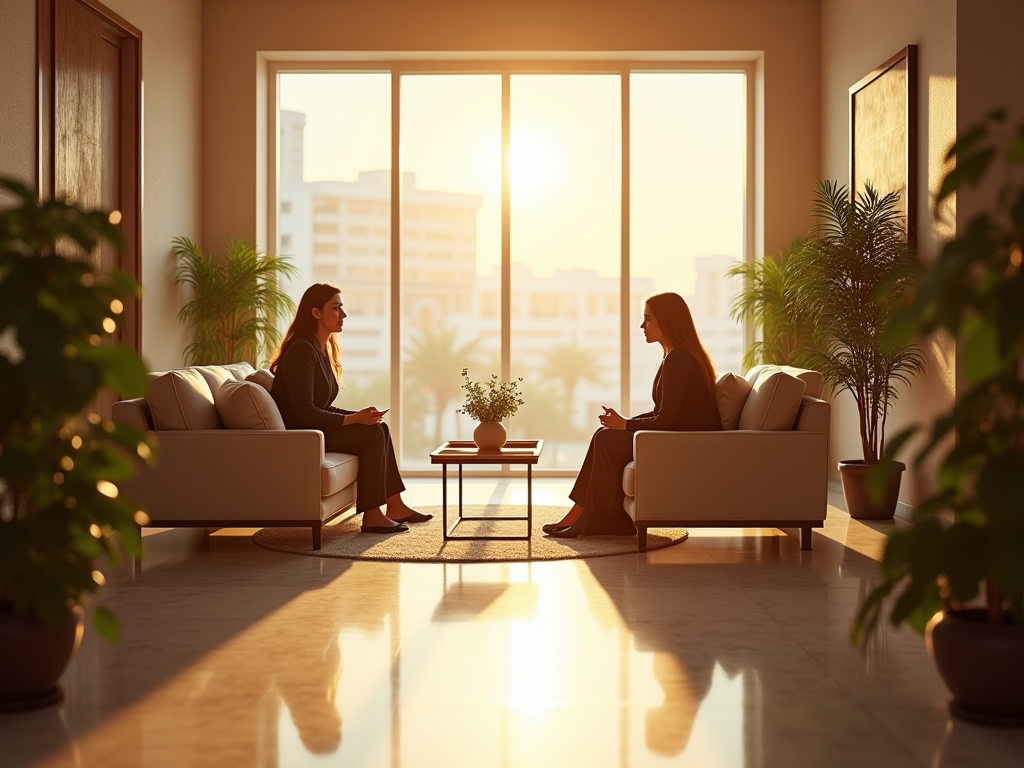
[4,482,1024,767]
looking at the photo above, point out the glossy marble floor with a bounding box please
[3,479,1023,768]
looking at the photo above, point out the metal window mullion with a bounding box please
[502,71,511,470]
[620,70,630,413]
[391,70,402,462]
[501,72,511,382]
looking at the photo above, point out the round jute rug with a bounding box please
[252,505,688,563]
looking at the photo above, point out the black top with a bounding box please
[271,336,354,431]
[625,348,722,433]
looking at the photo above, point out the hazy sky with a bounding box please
[280,71,745,295]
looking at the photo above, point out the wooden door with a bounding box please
[39,0,142,352]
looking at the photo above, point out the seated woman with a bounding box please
[545,292,722,538]
[270,283,430,534]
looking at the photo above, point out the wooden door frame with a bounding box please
[37,0,143,353]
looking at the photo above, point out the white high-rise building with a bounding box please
[687,254,744,375]
[279,170,481,383]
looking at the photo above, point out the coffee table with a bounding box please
[429,440,544,541]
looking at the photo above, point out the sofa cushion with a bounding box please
[194,363,256,398]
[737,369,807,431]
[245,369,275,394]
[716,372,753,430]
[322,452,359,496]
[745,364,824,400]
[147,369,222,430]
[215,379,286,430]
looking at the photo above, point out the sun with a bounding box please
[509,130,559,198]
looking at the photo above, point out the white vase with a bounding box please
[473,421,507,451]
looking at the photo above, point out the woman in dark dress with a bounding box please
[270,283,429,534]
[545,292,722,538]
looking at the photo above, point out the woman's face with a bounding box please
[641,303,663,345]
[313,293,346,336]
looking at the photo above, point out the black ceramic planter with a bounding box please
[0,606,84,712]
[927,608,1024,727]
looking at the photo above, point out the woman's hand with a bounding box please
[598,406,626,430]
[346,406,387,426]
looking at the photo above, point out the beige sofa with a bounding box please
[624,365,830,552]
[112,363,357,550]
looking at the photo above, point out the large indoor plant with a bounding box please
[854,110,1024,725]
[793,180,924,518]
[0,178,155,710]
[728,238,815,369]
[172,235,298,366]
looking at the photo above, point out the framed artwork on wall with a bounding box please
[849,44,918,245]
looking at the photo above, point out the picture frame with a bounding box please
[849,44,918,245]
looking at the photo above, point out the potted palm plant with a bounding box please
[728,238,815,369]
[793,180,924,518]
[0,178,154,710]
[854,110,1024,726]
[172,236,298,366]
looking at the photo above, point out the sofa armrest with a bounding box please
[124,430,328,522]
[794,396,830,436]
[630,430,828,523]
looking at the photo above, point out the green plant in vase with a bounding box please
[172,236,298,366]
[456,368,525,450]
[853,110,1024,725]
[792,180,924,518]
[0,177,155,709]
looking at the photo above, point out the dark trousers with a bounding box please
[567,427,637,535]
[324,421,405,512]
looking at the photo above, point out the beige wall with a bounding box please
[201,0,821,267]
[103,0,204,371]
[820,0,957,506]
[0,0,202,371]
[956,0,1024,226]
[0,0,37,196]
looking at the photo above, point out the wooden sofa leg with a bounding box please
[800,527,812,550]
[312,523,322,551]
[637,526,648,553]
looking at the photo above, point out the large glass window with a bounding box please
[278,73,392,411]
[508,75,621,470]
[399,75,502,467]
[276,68,748,472]
[630,72,746,413]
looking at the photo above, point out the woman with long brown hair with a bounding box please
[545,292,721,538]
[270,283,429,533]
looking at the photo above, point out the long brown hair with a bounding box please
[646,292,716,397]
[270,283,343,380]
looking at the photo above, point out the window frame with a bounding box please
[266,56,758,477]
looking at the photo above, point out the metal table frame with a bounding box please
[430,440,544,541]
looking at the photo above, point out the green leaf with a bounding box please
[74,344,148,396]
[943,123,989,163]
[93,605,121,643]
[936,149,996,205]
[977,452,1024,522]
[960,317,1004,384]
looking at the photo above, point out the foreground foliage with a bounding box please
[854,110,1024,643]
[0,178,155,642]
